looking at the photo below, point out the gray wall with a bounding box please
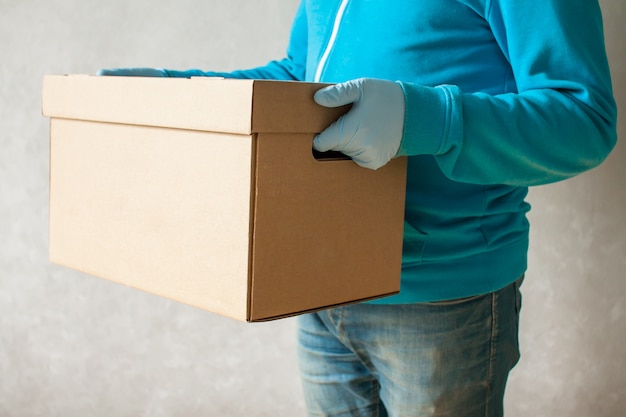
[1,1,624,416]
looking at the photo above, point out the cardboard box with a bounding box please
[42,75,407,322]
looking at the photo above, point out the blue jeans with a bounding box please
[297,277,523,417]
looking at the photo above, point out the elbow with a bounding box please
[579,89,618,170]
[589,99,618,169]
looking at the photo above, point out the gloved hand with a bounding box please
[313,78,405,170]
[97,68,169,77]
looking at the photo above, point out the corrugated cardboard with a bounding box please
[42,75,407,322]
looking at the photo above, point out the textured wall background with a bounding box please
[0,1,624,416]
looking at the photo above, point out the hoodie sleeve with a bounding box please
[397,0,617,186]
[164,2,307,81]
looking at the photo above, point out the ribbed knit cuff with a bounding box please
[396,83,462,157]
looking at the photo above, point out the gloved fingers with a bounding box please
[315,124,378,170]
[96,68,168,77]
[312,79,364,153]
[314,79,364,108]
[313,112,354,154]
[313,129,340,154]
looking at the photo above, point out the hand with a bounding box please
[313,78,405,170]
[96,68,168,77]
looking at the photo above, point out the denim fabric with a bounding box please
[297,278,523,417]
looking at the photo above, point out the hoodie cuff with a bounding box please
[396,83,462,157]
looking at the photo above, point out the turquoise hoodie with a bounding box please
[166,0,617,303]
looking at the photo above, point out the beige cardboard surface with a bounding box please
[43,75,255,134]
[44,75,407,322]
[49,118,254,319]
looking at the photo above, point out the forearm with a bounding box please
[163,58,304,80]
[398,82,616,186]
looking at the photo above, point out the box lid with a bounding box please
[42,75,348,135]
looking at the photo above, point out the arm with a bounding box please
[397,0,617,186]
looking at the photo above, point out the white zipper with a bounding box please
[314,0,350,82]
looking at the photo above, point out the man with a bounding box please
[100,1,617,415]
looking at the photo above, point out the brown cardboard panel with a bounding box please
[250,80,350,133]
[248,132,406,321]
[250,292,402,322]
[49,118,254,320]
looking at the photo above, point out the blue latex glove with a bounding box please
[313,78,405,170]
[97,68,169,77]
